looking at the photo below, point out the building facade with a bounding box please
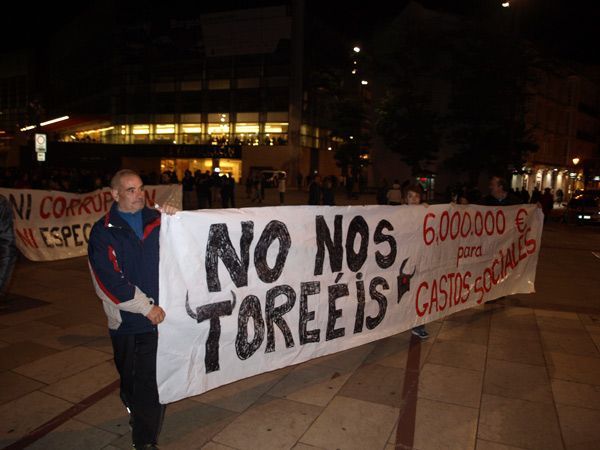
[8,1,342,186]
[514,68,600,197]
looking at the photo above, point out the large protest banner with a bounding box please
[0,185,182,261]
[157,203,543,403]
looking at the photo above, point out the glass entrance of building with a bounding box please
[161,158,242,182]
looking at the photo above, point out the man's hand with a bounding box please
[155,203,180,215]
[146,305,166,325]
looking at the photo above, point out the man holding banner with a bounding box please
[88,169,177,450]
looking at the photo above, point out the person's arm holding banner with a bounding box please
[155,203,179,216]
[87,226,158,323]
[87,203,179,325]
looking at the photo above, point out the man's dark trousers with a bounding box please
[111,331,166,447]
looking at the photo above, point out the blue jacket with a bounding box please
[88,202,161,335]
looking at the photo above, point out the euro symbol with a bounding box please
[515,208,528,233]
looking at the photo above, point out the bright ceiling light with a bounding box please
[40,115,69,126]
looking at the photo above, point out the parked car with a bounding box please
[566,190,600,224]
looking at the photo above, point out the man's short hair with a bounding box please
[491,175,509,192]
[403,183,423,197]
[111,169,140,189]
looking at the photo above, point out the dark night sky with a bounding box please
[2,0,600,64]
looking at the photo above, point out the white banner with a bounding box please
[157,204,543,403]
[0,185,182,261]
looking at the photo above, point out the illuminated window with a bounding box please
[235,123,259,133]
[181,124,203,144]
[234,122,259,145]
[132,125,150,135]
[155,124,175,134]
[264,122,288,146]
[181,124,202,134]
[207,123,230,134]
[265,123,288,133]
[207,113,230,143]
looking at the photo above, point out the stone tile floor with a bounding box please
[0,255,599,450]
[1,197,599,449]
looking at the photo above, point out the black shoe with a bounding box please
[411,327,429,339]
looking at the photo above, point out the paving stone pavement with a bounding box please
[0,189,599,450]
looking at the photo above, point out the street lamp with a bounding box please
[501,2,510,7]
[570,157,582,195]
[353,46,361,53]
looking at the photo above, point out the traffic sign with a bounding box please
[35,133,47,152]
[36,152,46,162]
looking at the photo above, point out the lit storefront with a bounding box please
[512,165,583,200]
[161,157,242,181]
[58,115,289,149]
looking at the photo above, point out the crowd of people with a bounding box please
[375,178,560,219]
[180,170,237,210]
[0,167,111,192]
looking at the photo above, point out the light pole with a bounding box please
[570,156,581,196]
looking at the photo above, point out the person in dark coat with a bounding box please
[540,188,554,222]
[88,169,178,449]
[530,187,541,204]
[479,176,521,206]
[308,175,322,205]
[322,176,335,205]
[0,195,16,298]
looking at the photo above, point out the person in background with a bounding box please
[540,187,554,222]
[278,174,286,205]
[530,186,541,204]
[520,187,530,204]
[0,194,16,299]
[88,169,178,450]
[376,179,389,205]
[322,176,335,206]
[181,170,196,210]
[308,175,322,205]
[555,188,564,206]
[480,176,522,206]
[252,175,263,203]
[386,180,403,205]
[403,184,429,340]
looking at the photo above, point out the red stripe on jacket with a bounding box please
[107,245,120,272]
[91,267,121,305]
[143,217,161,240]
